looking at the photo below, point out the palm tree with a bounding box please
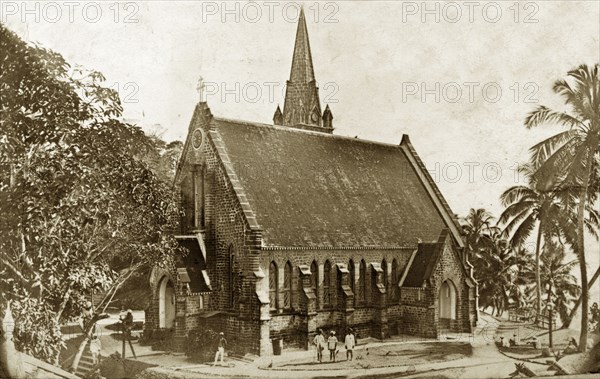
[553,183,600,328]
[525,64,600,351]
[499,164,563,321]
[462,208,498,261]
[473,228,533,317]
[536,242,581,323]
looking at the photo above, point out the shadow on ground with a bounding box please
[274,342,472,371]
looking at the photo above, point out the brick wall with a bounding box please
[145,265,176,332]
[430,240,475,334]
[261,247,414,313]
[261,248,416,344]
[387,304,403,335]
[399,287,436,337]
[164,103,477,356]
[270,314,307,348]
[160,104,266,355]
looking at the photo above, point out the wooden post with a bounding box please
[122,325,126,358]
[547,279,554,349]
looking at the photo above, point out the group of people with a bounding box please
[313,328,356,363]
[87,308,136,365]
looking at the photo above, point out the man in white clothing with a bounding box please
[344,328,356,361]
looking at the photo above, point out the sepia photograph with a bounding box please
[0,1,599,378]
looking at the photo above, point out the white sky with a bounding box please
[3,0,599,303]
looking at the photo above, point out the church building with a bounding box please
[145,8,478,356]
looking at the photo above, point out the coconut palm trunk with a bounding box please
[534,222,543,322]
[522,64,599,353]
[575,153,594,352]
[562,266,600,329]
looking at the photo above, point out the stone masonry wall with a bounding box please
[261,248,415,346]
[174,105,265,355]
[430,240,474,334]
[399,287,436,337]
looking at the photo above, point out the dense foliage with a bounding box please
[185,328,221,361]
[466,62,600,353]
[0,23,182,363]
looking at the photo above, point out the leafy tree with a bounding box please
[109,137,183,310]
[525,64,600,351]
[0,23,181,368]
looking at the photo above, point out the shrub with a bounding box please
[137,328,174,351]
[185,329,219,361]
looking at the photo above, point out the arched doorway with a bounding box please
[159,276,175,328]
[439,280,457,320]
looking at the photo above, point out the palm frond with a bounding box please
[531,138,580,183]
[553,79,594,122]
[529,129,581,168]
[498,200,536,226]
[499,185,536,207]
[508,213,537,248]
[525,106,585,130]
[585,204,600,239]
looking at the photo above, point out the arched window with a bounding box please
[323,260,332,307]
[200,165,206,228]
[359,260,367,303]
[193,165,206,229]
[283,261,292,309]
[382,259,388,293]
[269,261,278,311]
[332,265,340,308]
[348,260,355,306]
[310,260,319,307]
[391,259,399,302]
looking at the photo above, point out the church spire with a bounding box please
[276,6,333,133]
[289,7,315,83]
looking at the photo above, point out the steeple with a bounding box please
[289,6,315,83]
[276,6,333,133]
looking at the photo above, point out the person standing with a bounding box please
[89,335,102,365]
[327,331,338,362]
[81,301,93,331]
[344,328,356,361]
[213,332,227,366]
[313,329,325,363]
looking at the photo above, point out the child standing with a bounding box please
[327,331,338,362]
[344,328,356,361]
[89,335,102,365]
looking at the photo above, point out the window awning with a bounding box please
[175,234,211,294]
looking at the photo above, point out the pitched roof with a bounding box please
[211,117,455,248]
[401,229,475,288]
[401,231,448,287]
